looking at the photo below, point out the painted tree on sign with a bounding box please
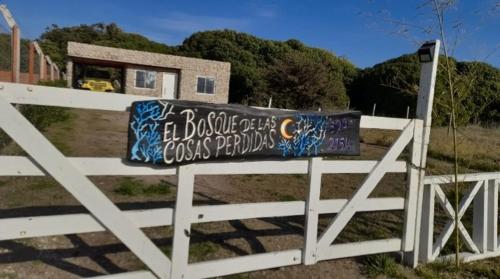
[130,101,173,163]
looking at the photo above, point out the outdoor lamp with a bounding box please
[417,41,436,63]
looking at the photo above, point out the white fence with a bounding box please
[418,172,500,263]
[1,40,481,279]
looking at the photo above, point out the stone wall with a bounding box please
[68,42,231,103]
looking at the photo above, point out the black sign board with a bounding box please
[127,100,360,165]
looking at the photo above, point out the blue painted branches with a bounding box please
[277,115,327,157]
[129,101,173,163]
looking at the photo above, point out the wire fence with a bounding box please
[0,19,12,73]
[0,5,60,84]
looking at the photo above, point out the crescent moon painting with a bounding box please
[280,118,295,140]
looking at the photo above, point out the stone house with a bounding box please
[66,42,231,104]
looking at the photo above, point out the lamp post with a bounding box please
[417,41,436,63]
[407,39,440,267]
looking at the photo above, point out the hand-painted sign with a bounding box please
[127,100,360,165]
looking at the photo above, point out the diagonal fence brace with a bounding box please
[317,120,415,256]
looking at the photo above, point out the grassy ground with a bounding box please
[0,108,498,278]
[428,126,500,172]
[361,125,500,174]
[362,254,500,279]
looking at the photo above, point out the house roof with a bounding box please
[67,42,230,71]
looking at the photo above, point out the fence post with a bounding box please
[32,42,44,81]
[303,157,323,265]
[46,56,54,81]
[487,179,498,251]
[11,25,20,83]
[66,60,73,87]
[28,43,35,84]
[406,40,441,267]
[0,5,19,83]
[40,54,45,80]
[171,164,196,279]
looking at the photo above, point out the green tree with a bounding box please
[179,30,355,109]
[348,53,499,125]
[266,51,348,110]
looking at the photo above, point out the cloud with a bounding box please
[149,12,251,34]
[255,7,276,19]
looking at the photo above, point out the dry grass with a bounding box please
[360,125,500,174]
[428,126,500,173]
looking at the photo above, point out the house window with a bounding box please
[135,70,156,89]
[197,76,215,94]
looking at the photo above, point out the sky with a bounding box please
[1,0,499,68]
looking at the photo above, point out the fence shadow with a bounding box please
[0,192,307,277]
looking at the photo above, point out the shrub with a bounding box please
[362,254,407,279]
[0,80,70,150]
[20,105,70,131]
[38,79,68,87]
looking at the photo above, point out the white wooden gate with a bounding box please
[418,172,500,263]
[0,40,440,279]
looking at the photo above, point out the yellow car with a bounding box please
[76,69,115,92]
[79,78,115,92]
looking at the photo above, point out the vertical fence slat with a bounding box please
[171,164,196,279]
[488,179,499,251]
[473,180,488,252]
[403,119,423,254]
[303,157,322,265]
[419,184,435,262]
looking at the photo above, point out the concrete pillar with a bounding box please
[66,60,73,88]
[11,25,20,83]
[46,56,54,81]
[45,57,51,80]
[40,55,45,80]
[50,64,54,81]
